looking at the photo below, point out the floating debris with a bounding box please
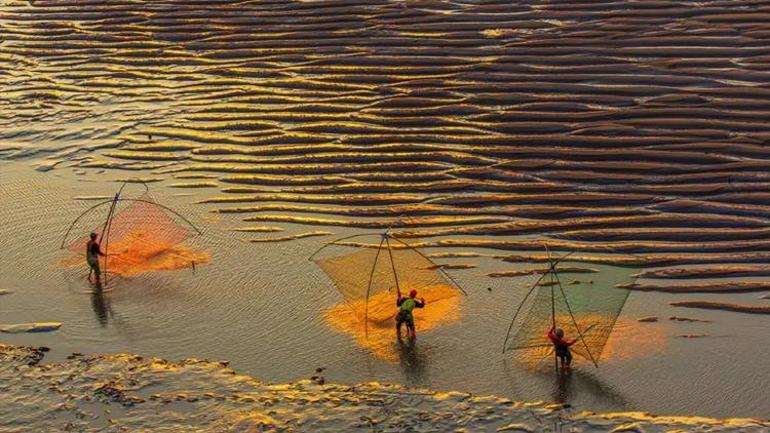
[0,322,62,333]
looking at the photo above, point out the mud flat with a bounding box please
[0,344,767,432]
[671,301,770,315]
[4,0,770,274]
[634,266,770,279]
[618,281,770,294]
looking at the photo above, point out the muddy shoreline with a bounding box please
[1,344,767,432]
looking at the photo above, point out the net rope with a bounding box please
[63,193,201,280]
[503,253,634,365]
[312,234,464,330]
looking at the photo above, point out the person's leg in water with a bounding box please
[406,314,416,340]
[88,257,102,286]
[555,347,571,370]
[395,312,405,340]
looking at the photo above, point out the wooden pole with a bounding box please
[385,235,401,298]
[363,235,386,338]
[89,192,119,284]
[501,251,575,354]
[101,194,119,287]
[545,246,558,373]
[552,267,600,368]
[550,266,558,372]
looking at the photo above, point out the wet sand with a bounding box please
[671,301,770,315]
[1,344,767,433]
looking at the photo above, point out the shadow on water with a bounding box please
[397,338,429,386]
[91,286,112,327]
[549,368,628,409]
[502,357,628,411]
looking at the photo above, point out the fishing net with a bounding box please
[63,193,205,278]
[503,256,635,366]
[312,234,464,329]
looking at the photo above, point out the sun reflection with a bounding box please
[514,316,668,368]
[60,229,209,276]
[324,285,461,362]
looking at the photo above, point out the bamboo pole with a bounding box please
[363,235,386,338]
[385,235,402,298]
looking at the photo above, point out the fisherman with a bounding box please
[396,289,425,340]
[86,232,106,286]
[548,326,577,370]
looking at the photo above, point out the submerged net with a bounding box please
[312,234,463,327]
[504,257,634,365]
[64,194,204,277]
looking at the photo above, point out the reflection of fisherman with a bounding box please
[91,287,110,326]
[86,232,106,285]
[396,289,425,340]
[548,327,577,370]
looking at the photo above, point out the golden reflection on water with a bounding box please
[515,316,668,368]
[59,229,210,277]
[324,285,461,362]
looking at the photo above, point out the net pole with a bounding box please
[552,268,599,368]
[98,183,126,244]
[96,183,126,287]
[389,235,468,296]
[308,233,375,261]
[61,200,113,249]
[545,245,557,372]
[385,235,402,298]
[550,271,557,372]
[91,192,119,284]
[501,251,575,354]
[101,194,120,286]
[364,235,387,338]
[101,194,120,287]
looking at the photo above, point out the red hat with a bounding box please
[409,289,418,298]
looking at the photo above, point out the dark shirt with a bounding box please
[87,240,103,257]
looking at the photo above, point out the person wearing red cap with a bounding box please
[396,289,426,340]
[548,327,577,370]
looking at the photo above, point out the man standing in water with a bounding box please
[86,232,106,286]
[548,327,577,370]
[396,289,425,340]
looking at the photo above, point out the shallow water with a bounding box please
[1,0,770,420]
[1,163,769,418]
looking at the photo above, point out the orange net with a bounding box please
[312,234,466,360]
[63,194,207,277]
[325,284,461,361]
[312,235,465,323]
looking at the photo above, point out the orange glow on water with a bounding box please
[324,285,461,362]
[515,315,667,368]
[60,229,209,277]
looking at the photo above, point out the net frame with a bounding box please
[60,182,203,286]
[501,247,637,369]
[310,231,467,337]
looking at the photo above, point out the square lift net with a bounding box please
[502,253,636,367]
[63,193,199,279]
[311,234,466,332]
